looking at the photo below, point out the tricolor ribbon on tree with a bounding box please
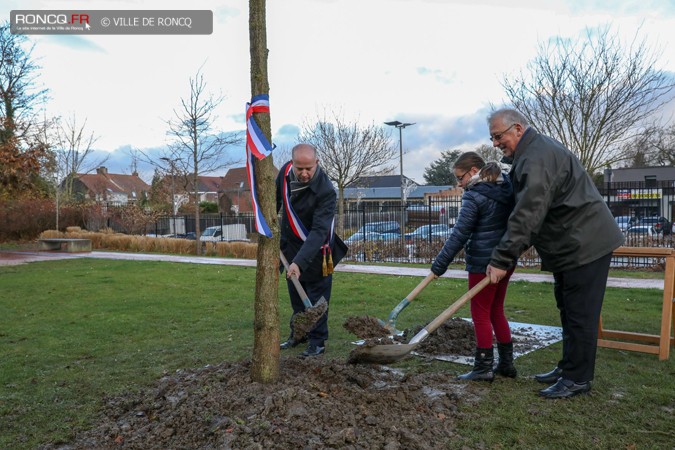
[245,94,275,238]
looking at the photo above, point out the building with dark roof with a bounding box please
[69,167,150,204]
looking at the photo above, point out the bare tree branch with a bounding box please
[164,67,243,249]
[53,113,107,199]
[502,25,675,173]
[299,108,396,231]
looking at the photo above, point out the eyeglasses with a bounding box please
[455,171,470,183]
[489,124,515,142]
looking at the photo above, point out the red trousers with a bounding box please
[468,270,514,348]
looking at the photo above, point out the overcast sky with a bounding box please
[4,0,675,183]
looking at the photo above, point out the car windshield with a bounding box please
[202,228,217,236]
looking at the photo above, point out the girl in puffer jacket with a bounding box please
[431,151,516,382]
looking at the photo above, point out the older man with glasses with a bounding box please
[485,108,624,399]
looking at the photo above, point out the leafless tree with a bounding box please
[502,25,675,173]
[618,122,675,168]
[53,114,107,199]
[165,67,243,249]
[474,144,504,164]
[299,109,396,231]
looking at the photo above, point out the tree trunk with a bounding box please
[193,169,201,255]
[337,184,345,236]
[249,0,280,383]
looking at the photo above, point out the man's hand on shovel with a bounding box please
[286,262,301,280]
[279,251,328,342]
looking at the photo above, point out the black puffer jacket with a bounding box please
[431,173,514,276]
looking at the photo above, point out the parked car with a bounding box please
[638,216,670,235]
[345,231,383,243]
[404,224,453,243]
[625,225,657,238]
[378,232,402,242]
[614,216,638,232]
[356,221,401,235]
[199,224,249,242]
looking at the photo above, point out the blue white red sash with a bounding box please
[245,94,275,238]
[282,164,310,240]
[282,163,336,275]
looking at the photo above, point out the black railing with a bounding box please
[134,186,675,269]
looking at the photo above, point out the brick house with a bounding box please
[69,167,150,204]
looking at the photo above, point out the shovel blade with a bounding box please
[348,342,418,364]
[291,297,328,342]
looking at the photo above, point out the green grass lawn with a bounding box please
[0,258,673,449]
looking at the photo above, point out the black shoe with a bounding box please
[301,343,325,357]
[534,366,563,384]
[457,347,494,382]
[495,342,517,378]
[539,378,591,399]
[280,337,306,350]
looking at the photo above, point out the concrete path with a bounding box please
[0,250,663,290]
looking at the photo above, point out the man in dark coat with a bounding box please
[276,143,347,357]
[486,108,625,398]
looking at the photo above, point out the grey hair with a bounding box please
[487,108,530,128]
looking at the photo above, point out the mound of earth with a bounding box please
[41,357,484,450]
[343,316,544,360]
[343,316,475,357]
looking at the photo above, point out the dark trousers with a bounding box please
[552,252,613,382]
[286,275,332,346]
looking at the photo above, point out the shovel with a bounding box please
[380,272,436,334]
[279,251,328,342]
[349,277,490,365]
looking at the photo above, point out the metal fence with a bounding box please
[142,194,674,270]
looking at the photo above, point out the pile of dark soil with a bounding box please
[343,315,476,357]
[41,358,483,450]
[291,298,328,341]
[407,318,476,356]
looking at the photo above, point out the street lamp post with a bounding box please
[385,120,415,253]
[237,181,244,215]
[161,157,178,235]
[604,167,613,212]
[384,121,415,207]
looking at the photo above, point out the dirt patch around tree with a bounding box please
[40,357,485,450]
[37,314,551,449]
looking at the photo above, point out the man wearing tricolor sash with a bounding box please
[276,143,348,357]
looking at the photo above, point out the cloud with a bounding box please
[41,35,106,52]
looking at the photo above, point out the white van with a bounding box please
[199,224,249,242]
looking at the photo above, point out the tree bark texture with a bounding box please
[249,0,281,383]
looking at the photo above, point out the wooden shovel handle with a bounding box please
[407,272,436,302]
[424,277,490,334]
[279,251,313,309]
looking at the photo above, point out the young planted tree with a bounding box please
[53,114,107,199]
[249,0,281,383]
[165,68,242,252]
[502,25,675,173]
[299,109,395,232]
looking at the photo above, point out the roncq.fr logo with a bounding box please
[14,13,90,26]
